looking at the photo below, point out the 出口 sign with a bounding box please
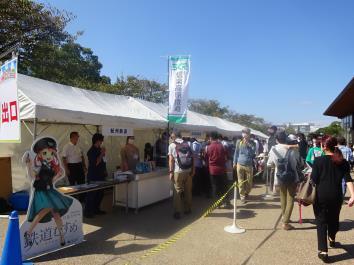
[0,57,20,142]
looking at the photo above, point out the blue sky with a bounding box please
[38,0,354,126]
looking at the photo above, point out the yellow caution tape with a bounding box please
[123,178,249,265]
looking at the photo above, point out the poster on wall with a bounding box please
[20,136,83,260]
[168,55,190,124]
[0,57,20,142]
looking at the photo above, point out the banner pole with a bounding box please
[167,55,170,131]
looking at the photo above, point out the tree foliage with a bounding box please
[0,0,72,65]
[315,121,343,137]
[97,76,168,103]
[0,0,168,103]
[188,99,229,118]
[0,0,269,129]
[0,0,107,86]
[189,99,270,133]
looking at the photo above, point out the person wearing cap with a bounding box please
[233,128,256,203]
[267,131,303,230]
[62,132,87,186]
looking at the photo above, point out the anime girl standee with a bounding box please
[24,137,73,246]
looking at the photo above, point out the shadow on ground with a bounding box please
[207,209,256,219]
[239,203,279,210]
[339,219,354,232]
[33,241,156,263]
[329,243,354,263]
[32,196,214,263]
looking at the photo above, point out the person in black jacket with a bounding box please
[296,133,308,161]
[311,136,354,262]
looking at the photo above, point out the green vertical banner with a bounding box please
[168,55,190,123]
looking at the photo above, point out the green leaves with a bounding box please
[0,0,169,103]
[0,0,73,58]
[188,99,270,133]
[315,121,343,137]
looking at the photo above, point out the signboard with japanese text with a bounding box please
[102,126,134,137]
[20,136,83,260]
[168,56,190,124]
[191,131,202,137]
[0,58,20,142]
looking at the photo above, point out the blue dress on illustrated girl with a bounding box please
[27,137,73,223]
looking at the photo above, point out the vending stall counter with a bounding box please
[114,167,171,213]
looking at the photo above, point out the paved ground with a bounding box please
[1,182,354,265]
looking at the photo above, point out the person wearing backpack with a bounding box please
[267,131,302,230]
[168,131,195,219]
[233,128,256,204]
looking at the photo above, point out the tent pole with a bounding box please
[33,118,37,141]
[22,120,34,138]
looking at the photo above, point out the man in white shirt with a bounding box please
[62,131,87,185]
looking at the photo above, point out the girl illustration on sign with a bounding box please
[24,137,73,247]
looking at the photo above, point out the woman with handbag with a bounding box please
[311,136,354,263]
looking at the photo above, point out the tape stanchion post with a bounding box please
[224,184,245,234]
[263,159,274,200]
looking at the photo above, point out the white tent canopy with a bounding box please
[18,74,268,138]
[18,74,167,128]
[134,98,267,138]
[251,129,268,139]
[134,98,217,132]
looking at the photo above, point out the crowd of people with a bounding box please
[62,132,146,218]
[58,127,354,262]
[167,126,354,262]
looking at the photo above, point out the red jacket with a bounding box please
[206,141,227,175]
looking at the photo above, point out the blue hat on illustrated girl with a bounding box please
[33,137,57,153]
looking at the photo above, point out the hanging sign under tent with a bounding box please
[102,126,134,137]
